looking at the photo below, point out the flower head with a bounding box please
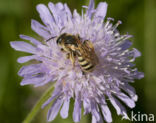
[10,0,144,122]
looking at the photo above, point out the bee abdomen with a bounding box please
[78,56,95,72]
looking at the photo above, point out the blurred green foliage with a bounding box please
[0,0,156,123]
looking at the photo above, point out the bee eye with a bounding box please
[56,38,62,44]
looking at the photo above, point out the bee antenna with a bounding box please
[60,27,65,33]
[46,36,57,42]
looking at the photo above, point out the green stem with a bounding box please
[23,85,54,123]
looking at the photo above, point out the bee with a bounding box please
[47,33,99,73]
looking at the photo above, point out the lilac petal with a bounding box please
[42,84,63,108]
[121,83,138,101]
[55,3,68,27]
[91,102,100,121]
[17,55,36,63]
[20,74,46,86]
[109,96,127,116]
[56,2,64,9]
[73,94,82,122]
[94,2,108,21]
[64,3,72,19]
[92,115,97,123]
[109,96,130,120]
[48,2,62,29]
[116,92,135,108]
[18,64,42,77]
[36,4,55,30]
[83,99,91,115]
[34,76,55,87]
[137,72,144,79]
[87,0,95,18]
[18,64,50,87]
[48,2,68,29]
[73,10,81,24]
[47,98,63,122]
[60,98,70,119]
[19,34,42,45]
[92,113,104,123]
[48,3,58,22]
[31,19,51,39]
[64,3,73,25]
[10,41,37,54]
[120,40,132,50]
[101,104,112,123]
[133,48,141,58]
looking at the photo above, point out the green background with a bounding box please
[0,0,156,123]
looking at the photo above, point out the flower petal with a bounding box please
[18,64,42,77]
[48,2,69,29]
[121,83,138,101]
[60,98,70,119]
[87,0,95,18]
[92,115,97,123]
[73,93,82,122]
[20,73,46,86]
[109,96,130,120]
[64,3,72,19]
[133,48,141,58]
[34,75,55,87]
[92,113,104,123]
[47,98,63,121]
[94,2,108,21]
[31,19,51,39]
[116,92,135,108]
[19,34,42,45]
[36,4,55,30]
[91,101,100,121]
[10,41,37,54]
[17,55,36,63]
[42,84,63,108]
[83,99,91,115]
[48,2,62,29]
[109,96,126,116]
[101,104,112,123]
[73,10,81,24]
[120,40,132,50]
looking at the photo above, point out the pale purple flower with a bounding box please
[10,0,144,123]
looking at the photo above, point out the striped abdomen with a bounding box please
[77,55,95,73]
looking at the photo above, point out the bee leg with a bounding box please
[61,48,65,52]
[83,40,94,50]
[82,71,87,78]
[82,71,86,75]
[69,52,75,68]
[76,34,81,40]
[66,53,70,59]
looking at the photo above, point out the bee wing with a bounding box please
[83,40,94,50]
[79,40,99,64]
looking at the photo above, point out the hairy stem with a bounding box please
[23,85,54,123]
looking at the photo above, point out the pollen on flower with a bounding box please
[10,0,144,122]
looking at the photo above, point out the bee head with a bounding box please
[56,33,66,45]
[57,33,78,47]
